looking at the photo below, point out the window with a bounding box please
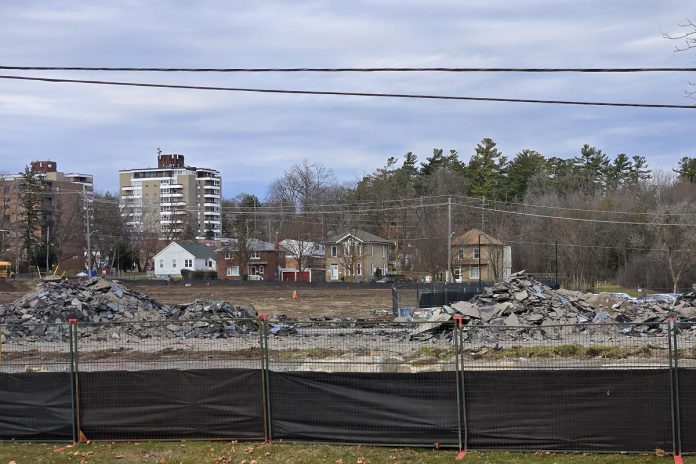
[331,246,337,257]
[208,260,213,268]
[356,263,362,276]
[473,247,480,259]
[159,259,163,268]
[250,265,265,275]
[184,259,192,268]
[172,259,177,268]
[458,248,465,260]
[453,267,462,281]
[356,244,362,256]
[250,251,260,260]
[469,265,480,279]
[226,265,239,276]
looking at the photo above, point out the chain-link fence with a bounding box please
[0,318,694,455]
[265,320,458,446]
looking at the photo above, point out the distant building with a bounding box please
[0,161,92,272]
[279,239,325,282]
[450,229,512,283]
[153,241,217,277]
[217,239,285,281]
[323,230,390,282]
[119,153,222,239]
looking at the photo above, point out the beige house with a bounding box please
[323,230,390,282]
[451,229,512,283]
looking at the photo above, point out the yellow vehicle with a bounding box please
[0,261,15,279]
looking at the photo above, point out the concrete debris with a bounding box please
[408,271,688,340]
[0,278,262,341]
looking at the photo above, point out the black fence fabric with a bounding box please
[269,371,458,445]
[463,370,673,452]
[0,319,695,455]
[0,372,73,441]
[79,368,265,440]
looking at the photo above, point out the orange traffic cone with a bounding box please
[292,290,298,300]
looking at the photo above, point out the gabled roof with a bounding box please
[324,229,391,245]
[177,242,218,260]
[451,229,505,246]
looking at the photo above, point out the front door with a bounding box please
[331,264,339,280]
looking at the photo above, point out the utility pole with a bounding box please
[84,185,92,276]
[555,241,559,287]
[446,195,452,283]
[45,225,50,273]
[478,233,482,293]
[481,195,485,232]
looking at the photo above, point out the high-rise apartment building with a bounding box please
[119,154,222,239]
[0,160,93,271]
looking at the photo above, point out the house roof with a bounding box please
[451,229,505,246]
[177,242,218,260]
[280,239,325,257]
[324,229,391,245]
[221,238,281,252]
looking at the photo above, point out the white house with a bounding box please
[153,241,217,277]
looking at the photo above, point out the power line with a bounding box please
[1,74,694,110]
[2,66,696,73]
[453,202,696,227]
[451,194,696,217]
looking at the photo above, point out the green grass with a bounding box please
[0,441,681,464]
[467,344,666,360]
[594,284,642,298]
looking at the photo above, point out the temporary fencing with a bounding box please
[0,318,693,455]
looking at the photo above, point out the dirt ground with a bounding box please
[0,278,38,305]
[0,278,417,320]
[132,284,417,320]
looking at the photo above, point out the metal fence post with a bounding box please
[672,320,682,457]
[258,314,272,443]
[68,317,84,442]
[453,316,467,460]
[68,321,77,444]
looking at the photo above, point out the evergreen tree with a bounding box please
[419,149,463,176]
[467,138,508,199]
[18,166,44,269]
[573,144,610,192]
[504,149,547,200]
[627,155,651,184]
[676,156,696,183]
[606,153,632,189]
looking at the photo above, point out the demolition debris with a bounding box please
[0,278,258,341]
[408,271,696,340]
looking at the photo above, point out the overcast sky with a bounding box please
[0,1,694,198]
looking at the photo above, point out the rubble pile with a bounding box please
[409,271,696,340]
[0,278,259,341]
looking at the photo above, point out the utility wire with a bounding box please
[1,74,694,109]
[2,66,696,73]
[454,202,696,227]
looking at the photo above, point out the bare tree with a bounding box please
[664,19,696,97]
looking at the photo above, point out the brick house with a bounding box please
[451,229,511,283]
[323,230,390,282]
[217,238,285,281]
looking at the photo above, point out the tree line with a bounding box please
[3,139,695,290]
